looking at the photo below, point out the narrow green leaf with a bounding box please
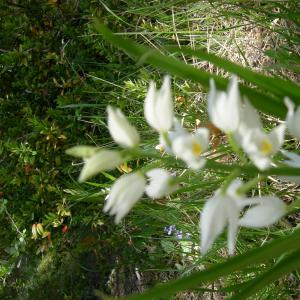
[94,22,285,118]
[100,171,116,181]
[205,160,300,177]
[230,250,300,299]
[167,46,300,105]
[119,229,300,300]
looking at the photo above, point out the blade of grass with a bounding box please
[94,22,286,118]
[167,46,300,104]
[230,249,300,299]
[205,160,300,177]
[116,229,300,300]
[131,150,300,176]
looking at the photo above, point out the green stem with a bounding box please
[161,131,172,148]
[221,168,241,193]
[237,174,266,195]
[227,133,247,164]
[125,148,162,160]
[205,160,300,176]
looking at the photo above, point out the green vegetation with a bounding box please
[1,1,299,299]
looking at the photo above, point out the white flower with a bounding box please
[200,180,242,255]
[103,172,146,224]
[200,180,286,255]
[103,168,179,223]
[144,75,173,132]
[284,97,300,139]
[207,76,241,133]
[159,118,187,153]
[242,124,285,170]
[145,168,178,199]
[107,106,140,148]
[172,128,209,169]
[235,99,262,147]
[66,146,124,182]
[78,150,124,182]
[232,99,285,170]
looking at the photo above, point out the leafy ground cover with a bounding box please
[0,1,299,299]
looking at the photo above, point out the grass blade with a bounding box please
[230,250,300,299]
[167,46,300,104]
[94,22,286,118]
[117,229,300,300]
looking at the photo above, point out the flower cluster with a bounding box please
[200,180,285,255]
[164,225,191,240]
[145,76,210,169]
[208,76,286,171]
[201,76,300,254]
[67,74,300,255]
[67,76,210,224]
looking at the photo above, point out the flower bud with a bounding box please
[107,106,140,148]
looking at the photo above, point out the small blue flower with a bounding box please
[164,225,176,235]
[176,230,183,240]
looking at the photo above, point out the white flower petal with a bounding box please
[144,76,174,132]
[146,168,169,181]
[207,76,241,133]
[188,158,207,170]
[207,78,217,122]
[157,76,173,131]
[268,124,285,154]
[226,203,240,255]
[144,82,158,129]
[250,154,271,170]
[283,160,300,168]
[172,118,187,136]
[66,145,98,158]
[225,75,240,131]
[226,179,243,199]
[200,196,227,254]
[243,99,262,127]
[281,150,300,168]
[159,118,188,153]
[78,150,123,182]
[194,128,210,151]
[284,97,295,112]
[107,106,140,148]
[214,92,228,130]
[103,173,131,214]
[145,168,177,199]
[239,196,286,228]
[227,75,239,103]
[281,150,300,162]
[285,97,300,139]
[242,129,265,156]
[242,124,284,170]
[172,128,209,170]
[103,172,146,224]
[235,99,262,146]
[294,106,300,136]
